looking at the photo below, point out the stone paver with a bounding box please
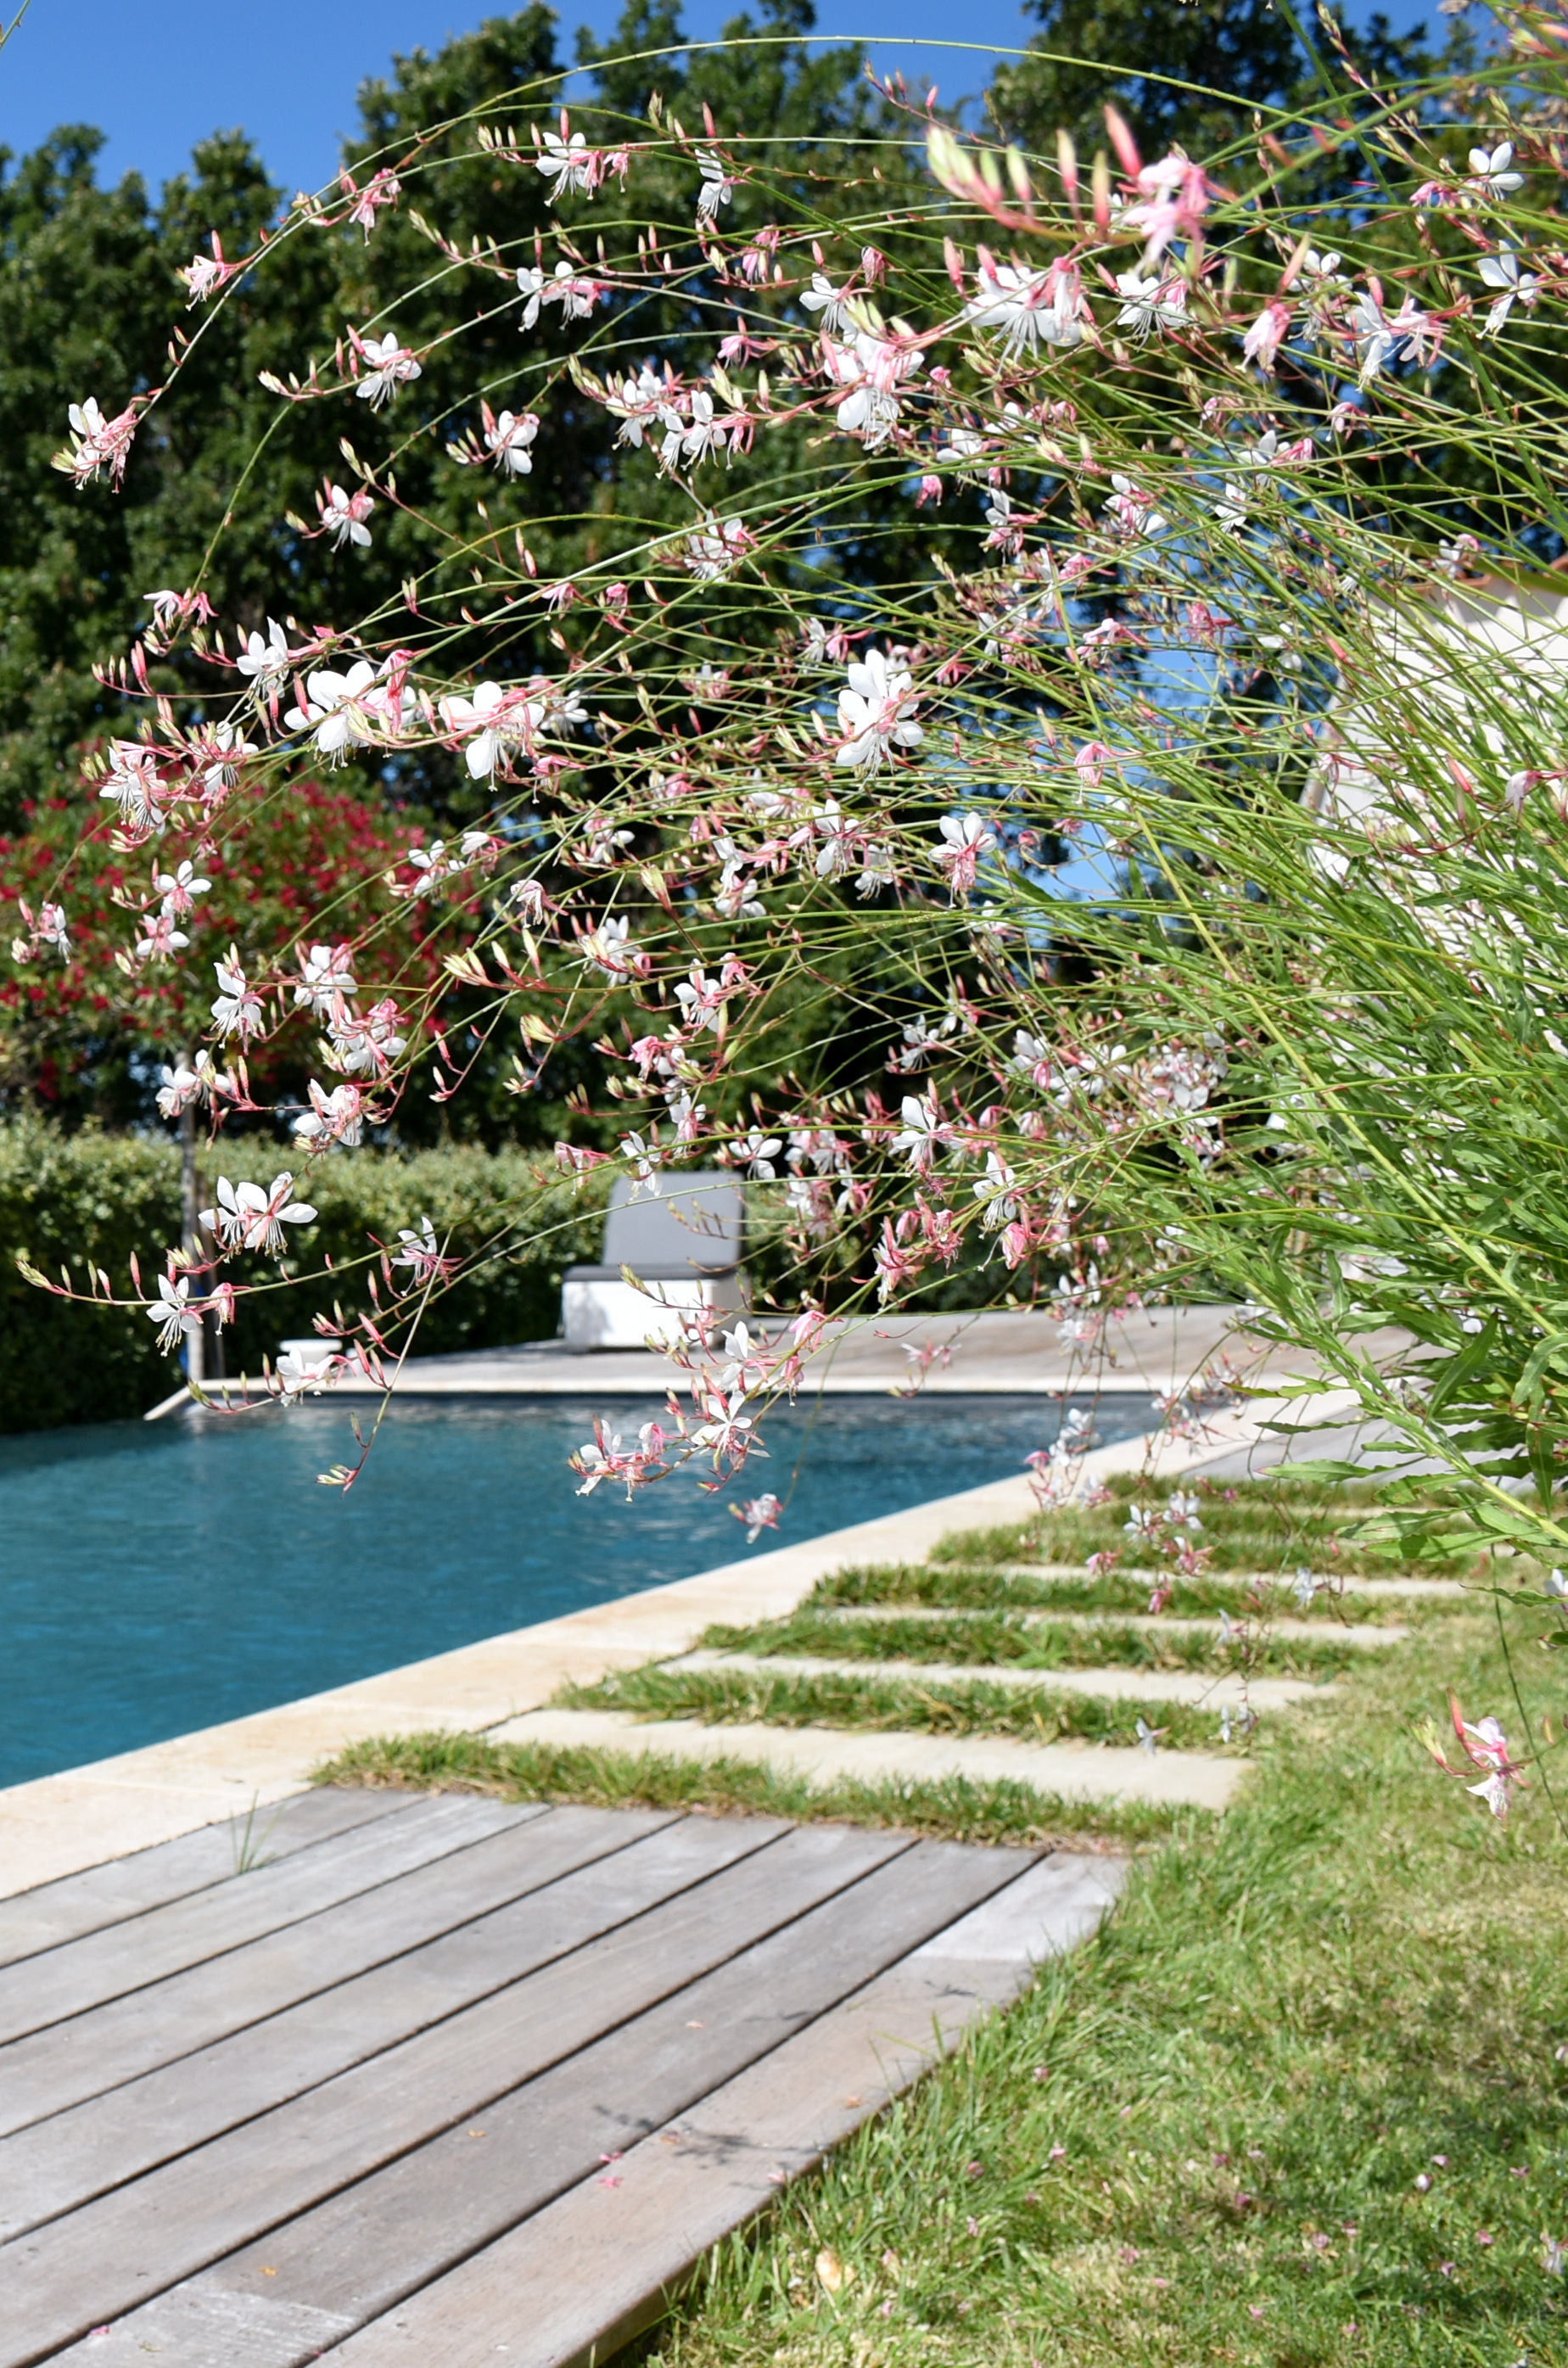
[660,1648,1320,1712]
[490,1705,1251,1811]
[997,1564,1467,1600]
[813,1604,1409,1647]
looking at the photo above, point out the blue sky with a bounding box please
[3,0,1435,199]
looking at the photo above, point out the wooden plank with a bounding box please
[0,1802,682,2171]
[0,1789,406,1970]
[40,1834,1028,2368]
[0,1817,898,2362]
[321,1852,1128,2367]
[0,1794,534,2046]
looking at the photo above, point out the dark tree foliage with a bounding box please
[989,0,1440,166]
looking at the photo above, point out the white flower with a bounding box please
[1106,473,1168,537]
[683,516,753,578]
[730,1127,782,1178]
[284,660,384,760]
[536,128,594,200]
[59,396,137,487]
[35,900,69,956]
[1479,245,1538,333]
[972,1151,1021,1231]
[155,1061,200,1120]
[210,947,265,1042]
[235,619,293,699]
[660,387,730,472]
[328,996,406,1078]
[294,941,356,1017]
[964,259,1085,356]
[393,1217,445,1282]
[1468,140,1523,199]
[696,148,734,218]
[517,260,600,329]
[318,481,375,549]
[134,912,188,962]
[893,1092,949,1173]
[1302,248,1348,287]
[800,272,849,333]
[146,1272,202,1352]
[484,408,540,475]
[933,811,997,898]
[192,722,256,803]
[200,1173,317,1256]
[836,648,922,775]
[1348,294,1398,384]
[355,331,422,407]
[294,1079,366,1148]
[98,741,162,833]
[823,332,923,450]
[440,680,540,781]
[579,915,647,981]
[1113,271,1185,340]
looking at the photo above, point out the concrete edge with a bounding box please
[0,1391,1347,1899]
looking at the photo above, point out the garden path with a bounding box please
[0,1785,1122,2368]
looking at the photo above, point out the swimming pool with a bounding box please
[0,1392,1154,1789]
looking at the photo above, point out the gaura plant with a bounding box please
[16,5,1568,1657]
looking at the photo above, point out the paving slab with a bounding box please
[813,1604,1410,1646]
[658,1647,1322,1711]
[490,1704,1248,1811]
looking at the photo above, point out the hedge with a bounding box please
[0,1118,608,1435]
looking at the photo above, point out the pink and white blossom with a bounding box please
[933,810,998,898]
[482,406,540,475]
[294,1079,367,1147]
[146,1272,202,1352]
[318,481,376,549]
[57,397,139,489]
[178,234,239,305]
[200,1173,318,1256]
[210,948,266,1043]
[353,331,423,407]
[836,649,922,774]
[341,167,403,235]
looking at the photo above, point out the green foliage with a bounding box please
[0,1117,181,1430]
[0,1115,607,1431]
[564,1656,1239,1749]
[313,1726,1181,1848]
[989,0,1309,161]
[698,1605,1368,1677]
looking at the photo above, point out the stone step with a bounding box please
[997,1564,1467,1599]
[812,1604,1405,1648]
[488,1706,1249,1813]
[662,1649,1317,1713]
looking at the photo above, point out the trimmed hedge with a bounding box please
[0,1118,608,1435]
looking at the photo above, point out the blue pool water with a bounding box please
[0,1392,1153,1789]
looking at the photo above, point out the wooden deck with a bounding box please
[0,1787,1123,2368]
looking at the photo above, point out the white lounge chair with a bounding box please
[561,1173,748,1349]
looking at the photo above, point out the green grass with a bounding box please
[612,1611,1568,2368]
[931,1473,1504,1579]
[697,1609,1378,1682]
[813,1560,1441,1625]
[312,1729,1184,1850]
[561,1662,1244,1755]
